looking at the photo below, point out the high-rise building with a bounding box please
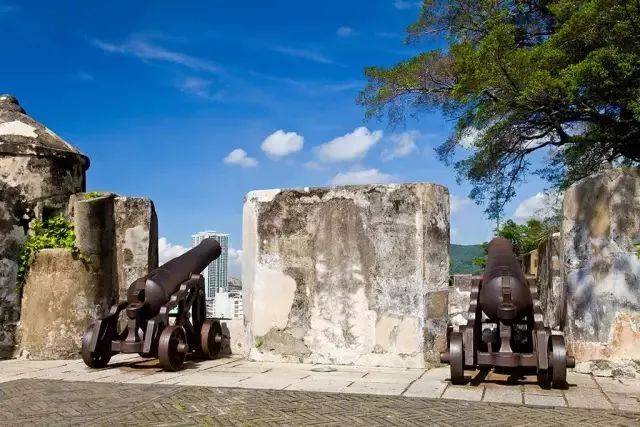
[191,231,229,299]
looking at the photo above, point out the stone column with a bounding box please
[242,183,449,368]
[72,194,116,314]
[113,196,158,301]
[562,168,640,361]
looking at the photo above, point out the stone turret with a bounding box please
[0,95,89,358]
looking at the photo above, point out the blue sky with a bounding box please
[1,1,552,275]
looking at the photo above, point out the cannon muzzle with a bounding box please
[479,237,532,323]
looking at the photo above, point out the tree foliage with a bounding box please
[360,0,640,219]
[472,217,558,267]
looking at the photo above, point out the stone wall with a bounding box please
[16,193,158,359]
[562,168,640,361]
[448,274,473,328]
[0,157,86,358]
[113,197,158,301]
[17,249,103,359]
[535,232,565,330]
[242,184,450,368]
[0,95,88,358]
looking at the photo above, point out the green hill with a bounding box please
[450,244,484,275]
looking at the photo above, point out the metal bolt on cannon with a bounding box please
[82,238,228,371]
[440,237,575,388]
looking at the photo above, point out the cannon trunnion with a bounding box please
[440,237,575,388]
[81,238,227,371]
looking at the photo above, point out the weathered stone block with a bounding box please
[536,232,565,330]
[113,196,158,301]
[17,249,105,359]
[0,95,88,358]
[562,168,640,361]
[243,183,449,367]
[448,274,473,327]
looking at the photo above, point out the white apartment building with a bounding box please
[191,231,229,299]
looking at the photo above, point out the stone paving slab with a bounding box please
[0,357,638,414]
[1,379,639,426]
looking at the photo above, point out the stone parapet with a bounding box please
[242,183,450,368]
[17,249,102,359]
[561,168,640,361]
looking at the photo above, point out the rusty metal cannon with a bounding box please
[82,238,227,371]
[441,237,575,388]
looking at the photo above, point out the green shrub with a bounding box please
[16,215,83,289]
[84,191,104,200]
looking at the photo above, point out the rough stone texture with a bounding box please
[113,196,158,301]
[242,184,450,368]
[536,232,565,330]
[0,95,88,358]
[448,274,473,328]
[71,194,116,315]
[562,168,640,362]
[16,249,104,359]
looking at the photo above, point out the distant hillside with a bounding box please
[450,244,484,275]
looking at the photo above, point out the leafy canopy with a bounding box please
[360,0,640,219]
[472,217,558,267]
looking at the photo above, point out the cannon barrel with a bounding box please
[142,237,221,315]
[478,237,532,322]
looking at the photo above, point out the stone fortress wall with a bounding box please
[1,93,638,367]
[242,184,450,368]
[0,95,157,359]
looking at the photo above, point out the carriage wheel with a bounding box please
[158,325,188,371]
[200,319,223,359]
[550,335,568,388]
[449,332,465,385]
[81,323,112,369]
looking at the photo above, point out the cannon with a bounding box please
[441,237,575,388]
[82,238,228,371]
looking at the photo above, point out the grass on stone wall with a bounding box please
[84,191,104,200]
[16,215,83,290]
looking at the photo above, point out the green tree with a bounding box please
[473,217,558,266]
[360,0,640,219]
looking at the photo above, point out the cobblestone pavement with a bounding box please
[1,355,639,425]
[1,379,639,426]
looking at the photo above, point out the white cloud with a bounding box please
[228,247,243,277]
[382,130,420,160]
[178,77,220,100]
[91,36,219,73]
[224,148,258,168]
[74,71,94,81]
[512,191,562,222]
[261,130,304,158]
[330,168,396,186]
[393,0,421,10]
[158,237,187,265]
[458,126,484,149]
[450,195,472,214]
[315,127,383,163]
[336,26,355,37]
[270,45,335,65]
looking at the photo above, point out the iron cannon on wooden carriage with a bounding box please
[82,238,227,371]
[441,237,575,388]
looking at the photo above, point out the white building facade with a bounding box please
[191,231,229,301]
